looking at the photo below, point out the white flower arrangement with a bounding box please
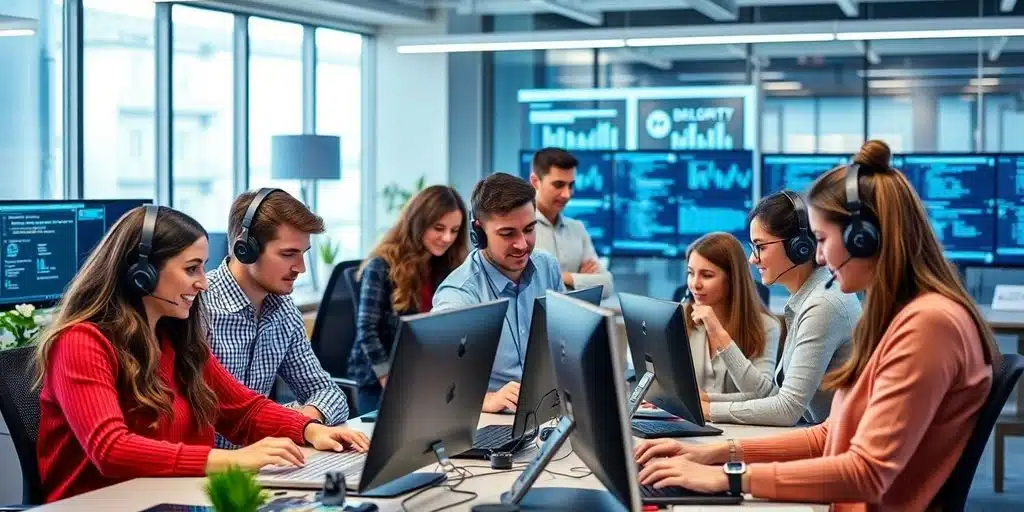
[0,303,41,350]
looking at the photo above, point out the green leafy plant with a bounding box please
[318,236,340,266]
[381,175,427,215]
[0,304,41,350]
[203,466,269,512]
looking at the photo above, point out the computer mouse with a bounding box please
[539,426,556,441]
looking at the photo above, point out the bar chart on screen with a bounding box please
[669,121,735,150]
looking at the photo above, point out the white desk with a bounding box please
[36,414,827,511]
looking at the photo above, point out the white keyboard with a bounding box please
[258,451,366,489]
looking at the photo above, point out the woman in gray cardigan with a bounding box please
[703,190,861,426]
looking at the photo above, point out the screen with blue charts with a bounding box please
[894,155,997,264]
[612,152,681,257]
[519,150,614,256]
[996,155,1024,264]
[761,154,849,196]
[675,150,753,249]
[0,199,151,308]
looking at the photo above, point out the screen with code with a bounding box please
[0,199,150,308]
[676,150,754,250]
[997,155,1024,264]
[761,154,849,196]
[894,155,996,263]
[612,152,681,256]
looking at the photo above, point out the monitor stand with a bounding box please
[513,488,627,511]
[351,442,450,498]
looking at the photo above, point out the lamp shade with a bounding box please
[271,134,342,180]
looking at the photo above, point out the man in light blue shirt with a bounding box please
[433,172,565,413]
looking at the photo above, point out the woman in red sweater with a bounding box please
[34,205,370,503]
[633,140,999,511]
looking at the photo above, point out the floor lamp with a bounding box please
[271,134,342,291]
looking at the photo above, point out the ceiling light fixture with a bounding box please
[627,32,835,47]
[838,28,1024,41]
[0,29,34,37]
[396,39,626,54]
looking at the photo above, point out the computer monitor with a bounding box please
[457,285,605,459]
[894,154,997,264]
[996,154,1024,265]
[520,150,614,256]
[612,152,681,257]
[358,298,509,492]
[674,150,754,250]
[618,292,709,430]
[500,292,740,510]
[0,199,152,309]
[760,154,849,196]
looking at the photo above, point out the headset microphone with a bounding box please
[824,257,853,290]
[766,263,799,286]
[147,293,180,306]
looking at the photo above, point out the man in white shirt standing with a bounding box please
[528,147,614,299]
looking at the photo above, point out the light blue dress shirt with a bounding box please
[433,248,566,391]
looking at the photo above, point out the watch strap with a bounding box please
[728,471,742,496]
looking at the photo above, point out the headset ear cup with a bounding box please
[844,219,880,259]
[127,262,157,295]
[470,223,487,250]
[232,237,261,264]
[786,236,814,265]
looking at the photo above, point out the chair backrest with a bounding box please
[932,353,1024,510]
[309,259,362,378]
[343,266,361,315]
[671,285,687,303]
[0,346,44,505]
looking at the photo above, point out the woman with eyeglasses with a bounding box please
[698,189,862,426]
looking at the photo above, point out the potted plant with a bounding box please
[204,466,269,512]
[0,304,42,350]
[381,175,427,215]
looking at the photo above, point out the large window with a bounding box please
[0,0,62,200]
[171,6,234,232]
[315,28,363,262]
[248,16,302,197]
[83,0,156,200]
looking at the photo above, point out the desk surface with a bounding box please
[37,414,827,512]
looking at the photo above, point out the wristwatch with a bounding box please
[723,461,746,497]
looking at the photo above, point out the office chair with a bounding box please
[0,346,43,508]
[931,353,1023,510]
[309,259,363,414]
[343,266,360,315]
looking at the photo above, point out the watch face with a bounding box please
[724,461,746,474]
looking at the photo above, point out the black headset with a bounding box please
[780,190,815,265]
[232,187,281,264]
[843,163,881,258]
[127,205,160,295]
[469,213,488,250]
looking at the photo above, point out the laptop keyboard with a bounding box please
[260,451,366,486]
[473,424,514,450]
[632,419,722,436]
[640,484,711,498]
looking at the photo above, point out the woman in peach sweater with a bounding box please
[633,140,999,511]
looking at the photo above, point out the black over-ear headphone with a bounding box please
[843,163,881,258]
[127,205,160,295]
[780,190,815,265]
[233,187,281,264]
[469,213,488,250]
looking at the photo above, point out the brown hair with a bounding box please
[228,189,325,253]
[471,173,536,220]
[748,190,820,268]
[35,206,218,428]
[532,147,578,180]
[361,186,469,312]
[684,233,773,359]
[808,140,999,390]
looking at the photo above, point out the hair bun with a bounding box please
[853,139,892,172]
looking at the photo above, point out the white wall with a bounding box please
[373,15,449,235]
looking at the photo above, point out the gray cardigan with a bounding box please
[689,313,781,395]
[707,267,861,426]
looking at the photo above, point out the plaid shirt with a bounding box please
[349,257,407,388]
[205,260,349,442]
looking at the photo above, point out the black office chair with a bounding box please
[671,285,688,303]
[0,346,44,508]
[343,266,361,315]
[309,259,363,415]
[930,353,1024,510]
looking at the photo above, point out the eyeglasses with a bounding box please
[748,239,786,261]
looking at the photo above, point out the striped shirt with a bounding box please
[204,260,349,439]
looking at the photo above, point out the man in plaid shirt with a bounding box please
[205,189,349,445]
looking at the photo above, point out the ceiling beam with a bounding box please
[189,0,432,26]
[835,0,858,17]
[1000,0,1018,12]
[618,48,674,70]
[687,0,739,21]
[530,0,603,26]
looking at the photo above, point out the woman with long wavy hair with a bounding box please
[35,206,369,503]
[633,140,999,510]
[349,185,469,412]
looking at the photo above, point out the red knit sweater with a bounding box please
[37,322,312,503]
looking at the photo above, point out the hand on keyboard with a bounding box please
[303,424,371,453]
[634,438,725,465]
[482,381,520,413]
[637,455,729,494]
[207,437,306,473]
